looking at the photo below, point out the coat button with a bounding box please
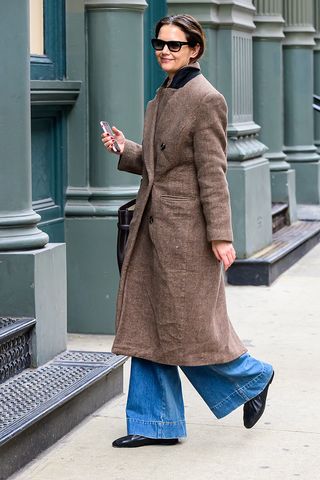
[160,143,166,150]
[149,216,153,224]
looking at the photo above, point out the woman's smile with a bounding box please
[155,24,200,80]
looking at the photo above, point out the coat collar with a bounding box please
[161,62,201,90]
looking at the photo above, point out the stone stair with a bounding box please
[0,318,127,480]
[227,205,320,286]
[271,202,289,233]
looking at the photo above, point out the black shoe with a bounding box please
[243,371,274,429]
[112,434,179,448]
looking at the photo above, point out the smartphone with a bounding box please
[100,121,121,153]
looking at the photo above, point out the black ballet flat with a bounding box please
[243,371,274,429]
[112,434,179,448]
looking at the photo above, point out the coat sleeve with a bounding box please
[193,92,233,243]
[117,139,143,176]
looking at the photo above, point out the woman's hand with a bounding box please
[211,240,236,271]
[101,126,126,155]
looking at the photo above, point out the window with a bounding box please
[30,0,66,80]
[30,0,44,55]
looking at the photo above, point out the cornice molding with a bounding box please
[30,80,81,106]
[218,1,256,31]
[85,0,147,11]
[283,0,315,46]
[168,0,256,32]
[253,14,285,39]
[283,27,316,47]
[167,1,220,27]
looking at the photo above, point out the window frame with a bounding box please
[30,0,66,80]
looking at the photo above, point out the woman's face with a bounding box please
[155,24,200,78]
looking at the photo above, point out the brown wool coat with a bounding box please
[111,63,247,366]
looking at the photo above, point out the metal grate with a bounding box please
[0,318,35,384]
[53,350,118,365]
[0,365,95,429]
[0,350,127,446]
[0,318,20,329]
[0,333,32,383]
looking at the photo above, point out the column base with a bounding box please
[0,210,49,251]
[65,217,118,334]
[0,243,67,366]
[227,157,273,258]
[266,151,291,171]
[270,168,297,222]
[288,161,320,204]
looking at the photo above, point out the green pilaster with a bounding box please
[65,0,147,334]
[314,0,320,154]
[253,0,297,222]
[0,0,48,251]
[168,0,272,258]
[144,0,167,105]
[0,1,66,366]
[65,0,93,217]
[283,0,320,204]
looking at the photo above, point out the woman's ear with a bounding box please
[190,43,200,60]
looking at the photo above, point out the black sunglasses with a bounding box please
[151,38,192,52]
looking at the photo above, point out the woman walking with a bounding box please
[102,14,274,448]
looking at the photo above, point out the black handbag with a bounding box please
[117,198,136,273]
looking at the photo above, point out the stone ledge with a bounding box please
[227,220,320,285]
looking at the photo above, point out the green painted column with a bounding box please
[168,0,272,258]
[252,0,297,222]
[0,0,48,251]
[0,1,66,366]
[314,0,320,154]
[283,0,320,204]
[65,0,147,334]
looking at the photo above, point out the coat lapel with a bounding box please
[143,63,201,180]
[143,95,160,181]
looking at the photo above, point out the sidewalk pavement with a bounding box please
[10,244,320,480]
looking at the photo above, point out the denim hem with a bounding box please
[127,417,187,439]
[211,364,274,419]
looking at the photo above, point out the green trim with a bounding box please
[65,187,138,216]
[31,108,67,241]
[31,80,81,105]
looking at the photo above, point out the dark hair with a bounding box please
[155,14,206,63]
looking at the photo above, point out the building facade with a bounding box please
[0,0,319,343]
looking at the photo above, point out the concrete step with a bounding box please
[0,317,36,384]
[271,202,289,233]
[227,220,320,285]
[297,203,320,221]
[0,350,127,480]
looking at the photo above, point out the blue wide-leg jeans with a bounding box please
[126,353,273,439]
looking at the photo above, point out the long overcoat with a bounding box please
[111,62,247,366]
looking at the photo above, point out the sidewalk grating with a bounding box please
[0,350,126,447]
